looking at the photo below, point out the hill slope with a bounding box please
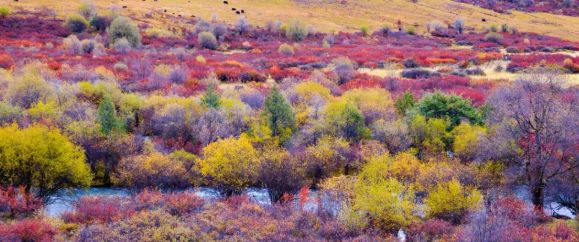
[3,0,579,40]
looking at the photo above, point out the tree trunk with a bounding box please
[531,183,545,213]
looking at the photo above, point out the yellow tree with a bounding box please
[452,123,487,161]
[198,134,259,195]
[352,154,417,233]
[424,179,482,224]
[0,124,92,198]
[340,88,395,123]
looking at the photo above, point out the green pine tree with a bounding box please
[263,87,296,143]
[98,96,123,135]
[201,84,221,109]
[395,91,415,115]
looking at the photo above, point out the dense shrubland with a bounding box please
[0,6,577,241]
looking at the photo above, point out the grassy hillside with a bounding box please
[3,0,579,40]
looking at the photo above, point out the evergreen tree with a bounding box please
[263,87,295,143]
[395,91,415,115]
[201,84,221,109]
[98,96,122,135]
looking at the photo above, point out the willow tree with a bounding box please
[0,124,92,198]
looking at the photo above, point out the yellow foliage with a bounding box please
[359,151,421,186]
[294,81,332,103]
[198,134,260,190]
[340,88,394,119]
[424,179,482,221]
[452,123,486,160]
[0,124,92,194]
[353,178,416,232]
[28,100,60,121]
[305,135,350,176]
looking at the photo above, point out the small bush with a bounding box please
[66,14,89,33]
[81,39,96,54]
[90,16,110,32]
[169,66,188,84]
[196,55,206,64]
[0,7,10,18]
[501,24,509,33]
[401,68,440,79]
[63,35,82,55]
[193,19,212,34]
[0,186,43,218]
[360,26,369,36]
[484,32,503,44]
[332,57,356,85]
[278,43,294,56]
[108,17,141,48]
[113,62,128,71]
[407,27,417,35]
[0,219,57,241]
[198,31,218,50]
[113,38,132,54]
[453,19,464,34]
[285,20,309,42]
[235,16,250,35]
[403,58,420,68]
[78,0,96,19]
[212,23,227,39]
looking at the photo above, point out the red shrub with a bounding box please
[407,219,454,242]
[0,219,56,242]
[0,186,43,218]
[165,192,205,215]
[62,196,134,224]
[531,221,579,242]
[0,53,14,69]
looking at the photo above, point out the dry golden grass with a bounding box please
[2,0,578,40]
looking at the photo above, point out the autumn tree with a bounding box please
[197,134,260,195]
[340,88,395,123]
[486,73,578,209]
[424,179,482,224]
[352,156,416,233]
[409,115,450,157]
[263,87,296,143]
[113,151,192,189]
[451,123,487,161]
[258,145,308,202]
[0,124,92,198]
[323,100,370,141]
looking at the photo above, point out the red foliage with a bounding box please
[340,74,384,91]
[531,221,579,241]
[0,53,14,69]
[298,186,310,210]
[0,186,43,218]
[407,219,454,242]
[62,196,134,224]
[134,189,204,215]
[0,219,57,242]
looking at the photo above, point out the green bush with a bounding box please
[66,14,89,33]
[285,20,309,42]
[484,32,503,44]
[277,43,294,56]
[198,31,218,50]
[78,1,96,19]
[0,7,10,18]
[108,17,141,48]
